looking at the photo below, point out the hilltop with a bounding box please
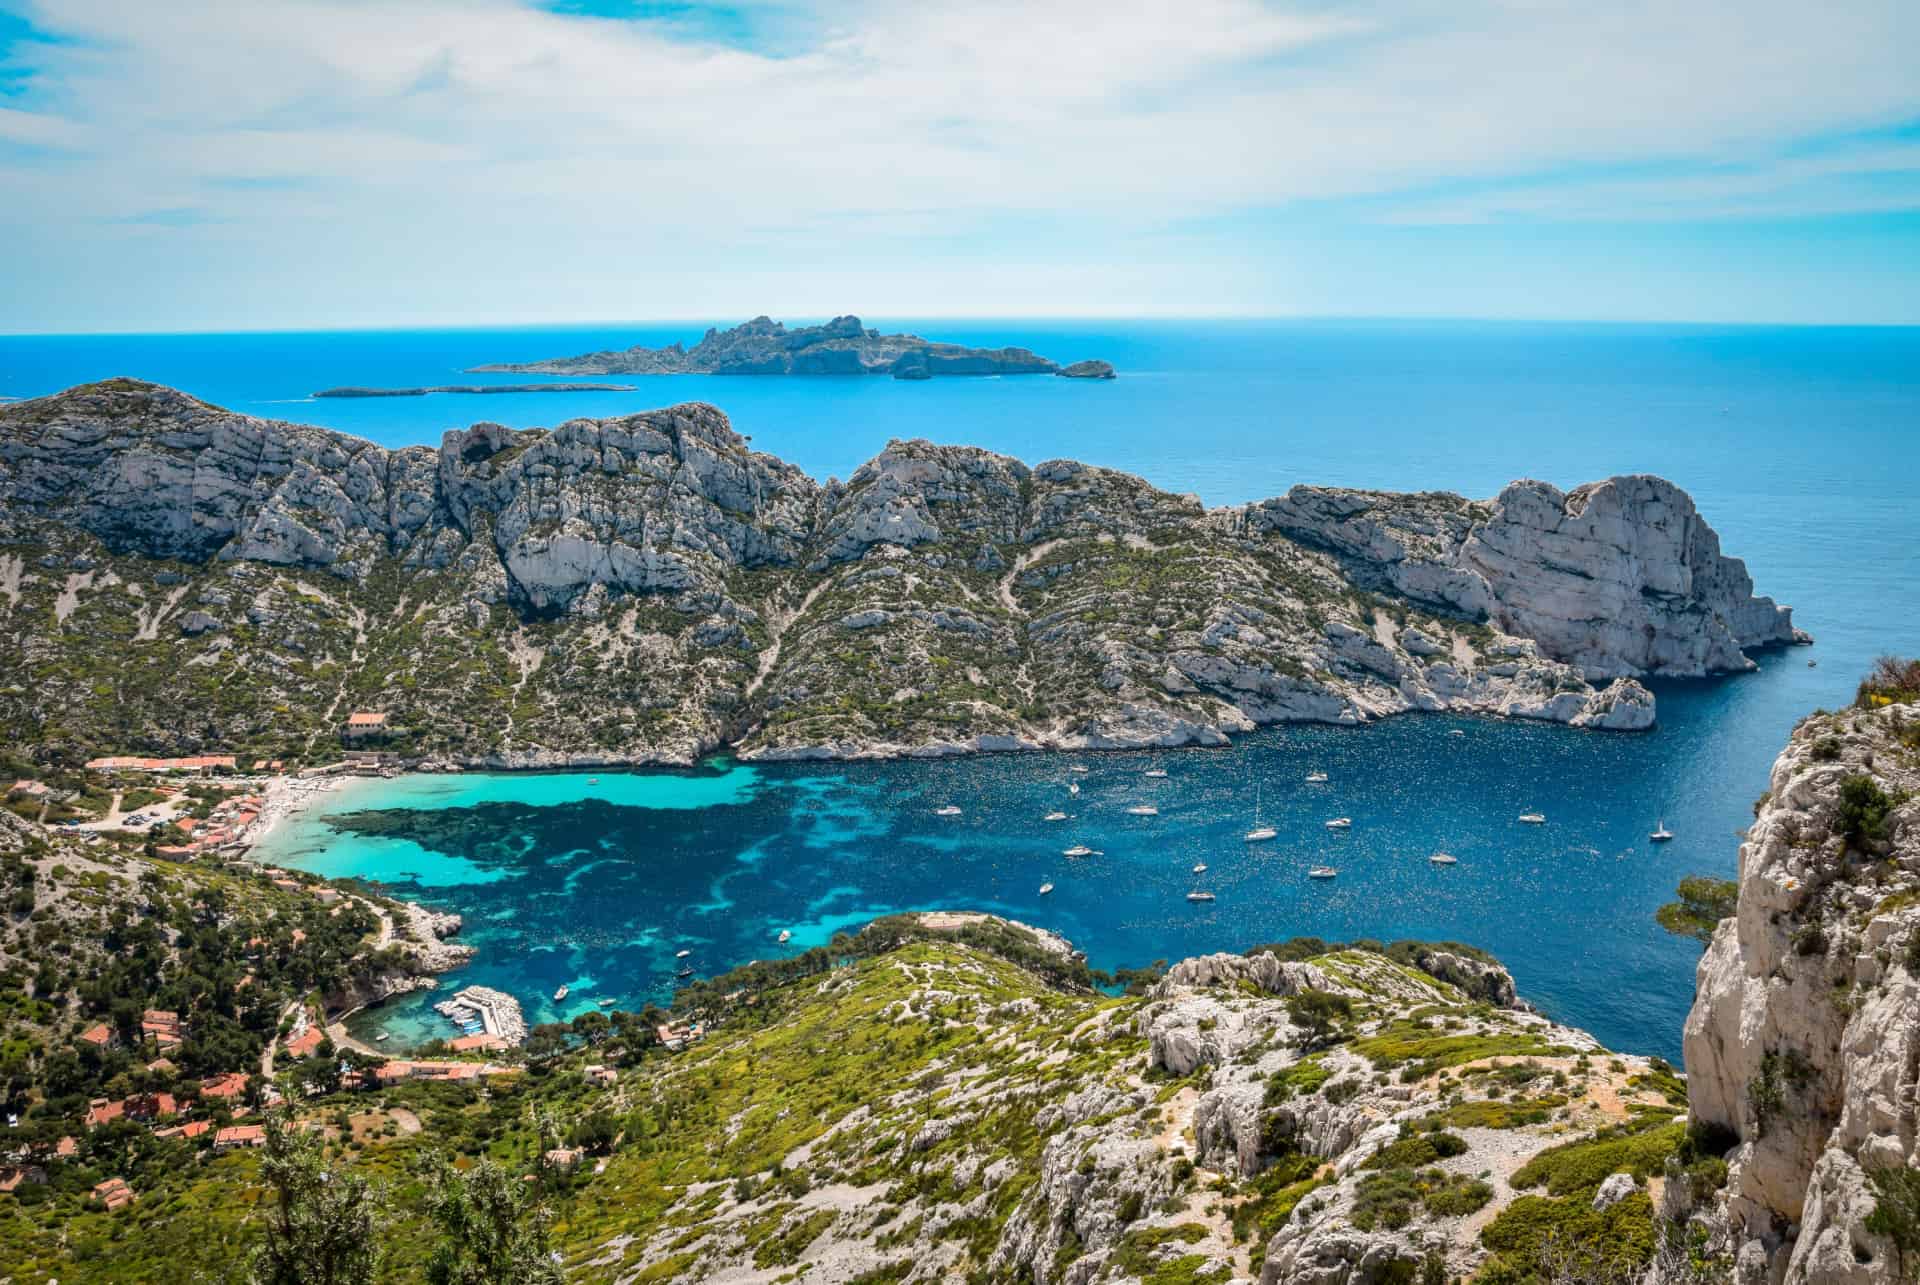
[467,314,1115,380]
[0,380,1803,770]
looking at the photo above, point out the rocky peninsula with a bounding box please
[0,379,1804,768]
[469,313,1115,380]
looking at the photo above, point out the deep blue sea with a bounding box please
[5,319,1916,1059]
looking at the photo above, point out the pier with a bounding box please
[431,986,527,1047]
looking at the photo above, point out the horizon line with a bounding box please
[5,312,1920,340]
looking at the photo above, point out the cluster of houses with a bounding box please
[82,755,239,774]
[152,790,268,859]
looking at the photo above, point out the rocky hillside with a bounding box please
[469,314,1115,380]
[0,380,1802,767]
[1680,673,1920,1284]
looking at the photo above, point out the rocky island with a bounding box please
[0,379,1805,767]
[312,383,637,398]
[469,313,1116,380]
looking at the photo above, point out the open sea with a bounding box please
[5,318,1916,1060]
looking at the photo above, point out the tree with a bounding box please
[1656,877,1739,945]
[423,1153,565,1285]
[1865,1164,1920,1282]
[1836,774,1897,848]
[1285,989,1353,1050]
[251,1113,388,1285]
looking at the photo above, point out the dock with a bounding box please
[432,986,527,1047]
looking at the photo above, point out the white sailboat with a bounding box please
[1185,890,1216,902]
[1429,852,1458,865]
[1518,812,1546,824]
[1244,781,1276,842]
[1649,820,1674,842]
[1308,867,1338,879]
[1063,845,1099,857]
[1325,817,1352,830]
[1038,882,1054,895]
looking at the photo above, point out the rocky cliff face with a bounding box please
[469,313,1106,379]
[0,380,1802,766]
[1681,698,1920,1285]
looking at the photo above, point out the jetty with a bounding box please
[432,986,527,1047]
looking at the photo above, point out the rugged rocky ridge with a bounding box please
[0,380,1803,766]
[1680,696,1920,1285]
[469,313,1110,380]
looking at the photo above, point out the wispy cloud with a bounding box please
[0,0,1916,327]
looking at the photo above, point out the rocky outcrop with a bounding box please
[1681,700,1920,1285]
[469,313,1109,380]
[0,381,1803,765]
[1246,475,1805,681]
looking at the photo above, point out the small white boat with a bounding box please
[1244,827,1278,842]
[1068,783,1080,796]
[1448,729,1466,737]
[1038,882,1054,895]
[1305,771,1329,783]
[675,949,692,958]
[1518,812,1546,824]
[553,985,569,1002]
[1429,852,1458,865]
[1063,845,1100,857]
[935,805,963,816]
[777,929,791,943]
[1186,890,1216,902]
[1069,765,1089,774]
[1191,862,1207,874]
[1308,866,1338,879]
[1144,769,1168,778]
[1044,811,1069,822]
[374,1031,390,1043]
[675,966,694,979]
[1650,820,1674,842]
[1325,817,1352,830]
[597,997,616,1007]
[1126,805,1159,816]
[587,777,599,785]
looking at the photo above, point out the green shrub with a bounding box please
[1364,1131,1469,1170]
[1864,1164,1920,1279]
[1836,774,1898,847]
[1510,1119,1684,1197]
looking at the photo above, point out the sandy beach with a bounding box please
[246,773,350,850]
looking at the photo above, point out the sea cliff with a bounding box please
[1680,676,1920,1284]
[0,379,1803,767]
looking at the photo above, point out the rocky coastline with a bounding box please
[312,383,637,397]
[0,379,1804,769]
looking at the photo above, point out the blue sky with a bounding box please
[1,0,1917,331]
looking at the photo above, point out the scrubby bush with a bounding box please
[1836,774,1898,848]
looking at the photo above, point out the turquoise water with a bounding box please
[11,320,1919,1057]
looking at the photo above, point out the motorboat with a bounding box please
[374,1031,390,1043]
[1429,852,1458,865]
[1448,729,1466,737]
[1144,769,1168,778]
[1044,811,1069,822]
[1518,812,1546,824]
[1068,783,1080,796]
[587,777,599,785]
[935,805,963,816]
[1191,862,1207,874]
[553,985,569,1002]
[1185,891,1216,902]
[1650,820,1675,842]
[597,997,617,1007]
[1325,817,1352,830]
[1038,882,1054,895]
[675,949,692,958]
[1308,867,1337,879]
[776,929,792,944]
[1069,765,1089,774]
[1126,805,1159,816]
[1063,845,1100,857]
[675,966,694,980]
[1244,827,1278,842]
[1305,771,1329,783]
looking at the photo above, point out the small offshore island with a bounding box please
[312,382,638,398]
[470,313,1118,380]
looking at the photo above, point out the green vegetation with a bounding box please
[1509,1117,1685,1197]
[1836,774,1899,847]
[1362,1130,1470,1170]
[1478,1191,1659,1285]
[1351,1167,1491,1231]
[251,1114,387,1285]
[1857,655,1920,708]
[1352,1020,1574,1078]
[1656,876,1738,945]
[1864,1164,1920,1280]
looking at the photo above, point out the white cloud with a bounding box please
[1,0,1916,325]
